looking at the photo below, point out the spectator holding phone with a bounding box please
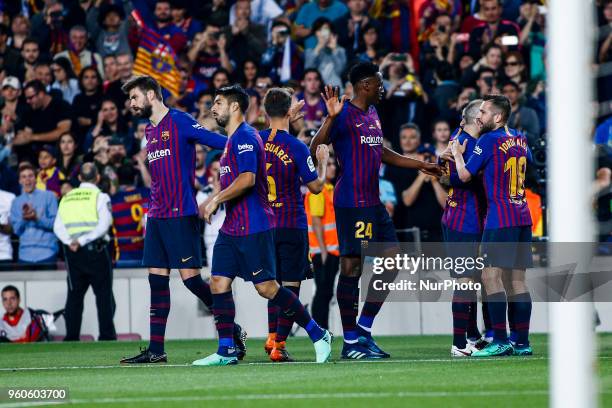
[188,23,233,89]
[261,21,303,84]
[304,18,347,90]
[10,164,58,265]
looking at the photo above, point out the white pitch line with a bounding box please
[0,356,552,372]
[0,390,554,407]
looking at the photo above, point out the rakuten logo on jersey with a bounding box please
[360,135,384,146]
[238,143,254,154]
[220,165,231,176]
[147,148,171,163]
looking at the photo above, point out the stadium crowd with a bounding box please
[0,0,608,270]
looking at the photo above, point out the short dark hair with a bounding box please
[312,17,333,35]
[215,85,249,113]
[22,37,39,48]
[263,88,292,119]
[24,79,47,95]
[79,162,99,183]
[302,68,322,82]
[399,122,421,138]
[18,162,35,175]
[116,163,137,186]
[349,62,379,85]
[121,75,163,101]
[1,285,19,299]
[477,67,496,79]
[501,80,520,92]
[483,94,511,123]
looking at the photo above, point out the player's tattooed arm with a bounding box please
[310,85,347,161]
[451,139,472,182]
[306,145,329,194]
[199,172,256,224]
[382,147,444,177]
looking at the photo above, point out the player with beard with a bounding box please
[309,62,443,359]
[452,95,533,357]
[192,85,332,366]
[119,76,247,364]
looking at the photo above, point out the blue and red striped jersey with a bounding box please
[442,129,486,234]
[145,108,226,219]
[111,187,149,261]
[261,128,318,229]
[465,127,533,230]
[219,122,275,236]
[330,102,383,208]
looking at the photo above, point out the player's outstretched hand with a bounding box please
[450,139,468,157]
[316,144,329,164]
[288,99,305,123]
[420,162,444,178]
[321,85,347,118]
[439,144,454,162]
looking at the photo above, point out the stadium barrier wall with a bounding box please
[1,268,610,340]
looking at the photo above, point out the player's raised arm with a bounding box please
[451,139,473,182]
[183,113,228,150]
[305,145,329,194]
[309,85,346,162]
[382,146,444,177]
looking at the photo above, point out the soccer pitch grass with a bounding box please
[1,334,612,407]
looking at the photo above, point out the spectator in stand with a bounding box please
[33,62,63,101]
[297,69,327,129]
[502,80,541,146]
[16,38,41,83]
[260,20,303,84]
[1,77,27,141]
[240,59,259,90]
[85,99,130,152]
[171,1,203,41]
[211,68,231,92]
[132,0,187,54]
[8,15,31,51]
[104,52,133,116]
[0,188,15,264]
[13,80,72,164]
[36,144,64,197]
[354,22,385,64]
[0,286,51,341]
[228,0,283,29]
[431,62,461,123]
[224,0,267,68]
[194,144,208,191]
[50,57,79,104]
[384,123,445,241]
[72,66,103,146]
[57,133,81,182]
[468,0,520,59]
[108,137,132,171]
[304,18,347,90]
[102,55,119,86]
[0,25,21,77]
[87,3,131,58]
[294,0,349,49]
[195,90,216,125]
[337,0,377,58]
[430,119,451,156]
[462,43,503,86]
[474,67,499,97]
[188,23,234,88]
[54,26,104,78]
[10,164,58,265]
[502,51,528,91]
[30,0,69,55]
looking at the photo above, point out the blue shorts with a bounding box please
[442,226,482,278]
[142,216,203,269]
[335,204,398,257]
[274,228,311,282]
[212,230,276,284]
[481,226,533,269]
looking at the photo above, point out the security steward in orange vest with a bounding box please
[305,157,339,329]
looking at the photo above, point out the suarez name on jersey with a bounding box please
[261,128,317,229]
[329,102,383,208]
[145,108,226,219]
[219,122,275,236]
[465,126,533,230]
[111,187,150,261]
[442,129,486,234]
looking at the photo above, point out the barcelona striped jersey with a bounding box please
[145,108,226,218]
[465,127,533,230]
[219,122,275,236]
[261,128,318,229]
[111,187,149,261]
[441,129,486,234]
[329,102,383,208]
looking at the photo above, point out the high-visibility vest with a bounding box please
[58,187,99,239]
[305,183,339,257]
